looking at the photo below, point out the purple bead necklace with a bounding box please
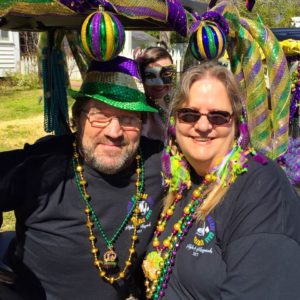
[143,175,214,299]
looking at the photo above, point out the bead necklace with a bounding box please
[143,144,251,299]
[142,176,212,299]
[73,141,145,284]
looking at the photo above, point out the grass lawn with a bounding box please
[0,89,45,152]
[0,89,44,121]
[0,88,74,231]
[1,211,15,232]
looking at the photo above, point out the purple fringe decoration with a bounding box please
[166,0,188,37]
[238,122,250,150]
[246,0,256,12]
[167,124,176,137]
[201,11,229,35]
[253,153,268,165]
[88,56,142,80]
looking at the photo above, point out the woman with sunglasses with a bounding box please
[142,62,300,299]
[136,46,176,141]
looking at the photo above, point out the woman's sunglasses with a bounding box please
[176,108,233,126]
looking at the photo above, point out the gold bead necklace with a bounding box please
[73,141,144,284]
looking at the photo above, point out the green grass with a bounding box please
[1,212,15,232]
[0,89,44,121]
[0,88,74,231]
[0,89,45,152]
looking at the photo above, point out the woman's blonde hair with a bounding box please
[164,62,244,220]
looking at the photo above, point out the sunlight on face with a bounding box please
[175,77,236,175]
[78,100,141,174]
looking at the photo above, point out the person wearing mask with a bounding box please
[136,46,176,141]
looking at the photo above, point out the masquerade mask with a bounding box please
[144,65,176,86]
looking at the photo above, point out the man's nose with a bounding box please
[104,117,123,138]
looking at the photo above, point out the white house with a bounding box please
[292,17,300,27]
[120,31,158,57]
[0,30,20,77]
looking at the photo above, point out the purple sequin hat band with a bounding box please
[88,56,142,80]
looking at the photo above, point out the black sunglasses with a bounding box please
[176,108,233,126]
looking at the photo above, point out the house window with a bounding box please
[0,30,9,41]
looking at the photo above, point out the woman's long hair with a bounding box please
[164,62,245,220]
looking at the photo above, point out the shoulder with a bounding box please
[0,134,74,173]
[230,154,294,198]
[217,154,300,246]
[25,134,74,156]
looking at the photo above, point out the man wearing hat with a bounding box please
[0,56,163,299]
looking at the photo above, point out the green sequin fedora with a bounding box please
[69,56,157,113]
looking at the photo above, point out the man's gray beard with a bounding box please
[80,139,140,175]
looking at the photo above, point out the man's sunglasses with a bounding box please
[176,108,233,126]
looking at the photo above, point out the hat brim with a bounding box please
[68,89,158,113]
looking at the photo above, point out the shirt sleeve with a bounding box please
[219,160,300,300]
[0,136,66,211]
[0,149,27,211]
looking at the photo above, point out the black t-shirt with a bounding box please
[150,156,300,300]
[0,134,164,299]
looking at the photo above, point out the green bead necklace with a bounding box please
[72,141,145,284]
